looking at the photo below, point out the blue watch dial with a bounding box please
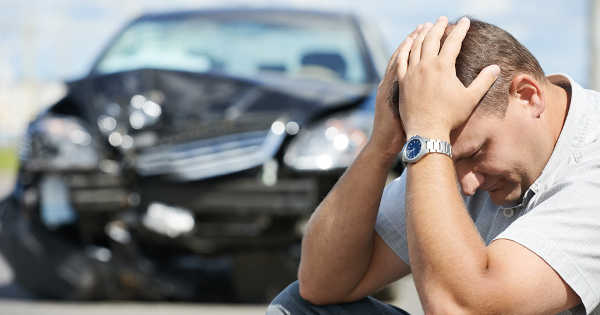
[406,138,421,159]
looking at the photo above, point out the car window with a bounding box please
[95,14,374,85]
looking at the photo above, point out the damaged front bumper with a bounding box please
[0,192,301,302]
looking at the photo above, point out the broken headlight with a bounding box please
[20,115,99,171]
[284,110,371,171]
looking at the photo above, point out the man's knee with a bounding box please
[266,280,410,315]
[266,281,303,315]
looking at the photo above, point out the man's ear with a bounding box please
[510,74,545,118]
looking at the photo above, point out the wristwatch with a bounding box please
[401,135,452,166]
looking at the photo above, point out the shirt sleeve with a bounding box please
[374,173,478,266]
[494,166,600,315]
[375,173,411,265]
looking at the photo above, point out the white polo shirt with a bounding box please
[375,74,600,315]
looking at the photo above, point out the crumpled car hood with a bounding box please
[57,69,373,181]
[64,68,372,138]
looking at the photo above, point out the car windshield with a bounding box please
[94,13,374,85]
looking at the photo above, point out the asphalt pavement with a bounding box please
[0,172,423,315]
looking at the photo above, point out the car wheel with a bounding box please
[232,247,300,303]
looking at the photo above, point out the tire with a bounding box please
[232,247,300,303]
[0,195,104,300]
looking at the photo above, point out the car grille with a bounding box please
[67,173,132,211]
[190,176,318,215]
[135,128,286,181]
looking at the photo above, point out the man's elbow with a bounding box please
[423,301,473,315]
[297,263,365,305]
[420,289,480,315]
[297,264,338,305]
[297,278,334,305]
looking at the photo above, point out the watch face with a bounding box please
[406,138,422,159]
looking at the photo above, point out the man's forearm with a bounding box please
[406,153,488,312]
[298,143,396,302]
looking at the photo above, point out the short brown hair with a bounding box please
[450,18,546,116]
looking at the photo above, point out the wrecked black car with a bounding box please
[0,8,395,302]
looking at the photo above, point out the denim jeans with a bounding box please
[266,281,410,315]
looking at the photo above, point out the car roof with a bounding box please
[135,7,357,22]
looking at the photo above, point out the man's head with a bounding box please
[445,19,568,205]
[449,18,546,116]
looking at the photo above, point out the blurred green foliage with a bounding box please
[0,147,18,172]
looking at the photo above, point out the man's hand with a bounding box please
[367,26,421,159]
[396,16,500,141]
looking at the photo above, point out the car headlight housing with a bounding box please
[20,115,99,171]
[284,110,371,171]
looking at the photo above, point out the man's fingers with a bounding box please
[379,44,405,88]
[440,17,470,62]
[396,36,414,78]
[409,22,433,69]
[379,27,420,103]
[421,16,448,60]
[385,42,405,75]
[467,64,501,103]
[390,32,416,110]
[378,27,421,91]
[385,27,421,75]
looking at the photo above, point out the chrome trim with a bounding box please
[136,129,286,181]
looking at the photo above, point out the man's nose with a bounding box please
[458,170,485,196]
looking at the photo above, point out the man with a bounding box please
[267,16,600,315]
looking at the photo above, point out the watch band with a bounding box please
[401,135,452,165]
[424,137,452,157]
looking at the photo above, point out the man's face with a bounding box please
[451,101,536,205]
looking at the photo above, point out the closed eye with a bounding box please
[469,142,488,162]
[454,144,483,162]
[468,149,481,160]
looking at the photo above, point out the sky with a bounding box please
[0,0,589,86]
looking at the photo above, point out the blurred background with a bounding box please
[0,0,593,314]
